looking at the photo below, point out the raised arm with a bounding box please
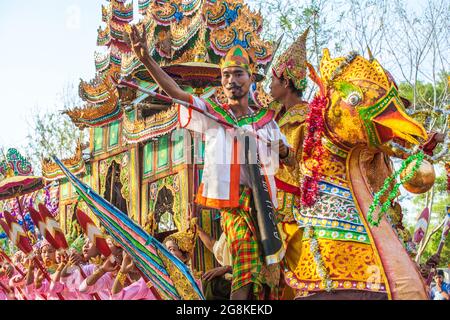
[129,25,191,104]
[111,252,134,295]
[83,256,116,288]
[25,261,35,286]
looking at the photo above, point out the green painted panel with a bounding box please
[127,109,136,122]
[108,121,120,148]
[198,169,203,184]
[173,133,184,163]
[200,140,205,159]
[93,127,104,152]
[143,142,154,176]
[157,135,169,169]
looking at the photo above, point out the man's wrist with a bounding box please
[142,54,154,66]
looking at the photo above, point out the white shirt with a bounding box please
[177,96,288,209]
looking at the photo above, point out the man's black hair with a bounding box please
[279,75,304,98]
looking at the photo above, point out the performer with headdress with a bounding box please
[271,28,310,221]
[129,25,290,299]
[52,236,101,300]
[163,219,198,267]
[269,28,311,299]
[77,211,116,300]
[25,240,61,300]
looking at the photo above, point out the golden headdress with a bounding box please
[272,28,309,91]
[220,45,257,75]
[164,218,198,254]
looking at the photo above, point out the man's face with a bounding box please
[270,75,288,101]
[435,275,443,285]
[221,66,253,101]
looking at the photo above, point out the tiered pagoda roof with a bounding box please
[41,142,86,181]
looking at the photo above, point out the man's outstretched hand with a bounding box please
[129,25,150,63]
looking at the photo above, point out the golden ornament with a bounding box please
[401,159,435,194]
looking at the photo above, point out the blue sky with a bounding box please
[0,0,105,151]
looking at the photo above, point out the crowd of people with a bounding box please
[0,225,200,300]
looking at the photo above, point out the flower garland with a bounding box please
[301,95,328,207]
[368,151,424,226]
[306,226,333,292]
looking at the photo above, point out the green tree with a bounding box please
[25,82,86,175]
[248,0,346,99]
[411,168,450,267]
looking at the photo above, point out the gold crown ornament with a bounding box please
[272,28,309,91]
[163,218,198,255]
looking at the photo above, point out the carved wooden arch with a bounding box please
[102,160,128,215]
[154,185,176,233]
[99,152,130,206]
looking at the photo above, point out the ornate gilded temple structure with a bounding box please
[42,0,275,272]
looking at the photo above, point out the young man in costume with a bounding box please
[271,28,310,221]
[269,29,311,298]
[129,25,289,300]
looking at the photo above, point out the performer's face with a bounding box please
[270,75,288,101]
[55,250,67,265]
[221,67,253,100]
[106,237,122,256]
[41,245,56,266]
[82,239,99,260]
[164,240,188,263]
